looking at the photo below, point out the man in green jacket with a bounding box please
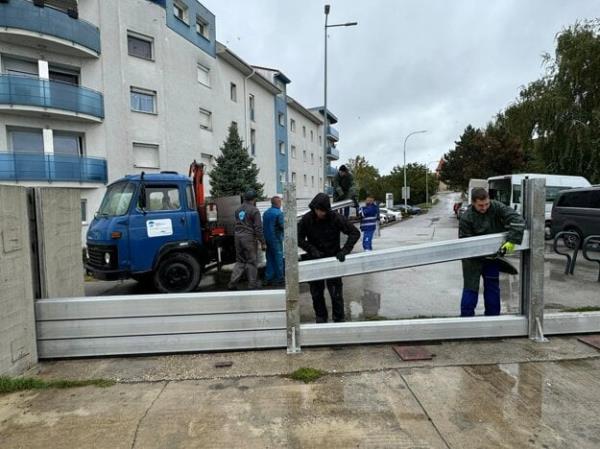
[459,188,525,316]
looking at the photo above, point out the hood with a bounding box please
[309,193,332,212]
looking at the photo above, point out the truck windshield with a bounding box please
[97,182,136,217]
[488,179,511,205]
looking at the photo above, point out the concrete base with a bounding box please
[0,336,599,448]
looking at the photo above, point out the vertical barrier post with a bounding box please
[284,183,301,353]
[521,177,547,342]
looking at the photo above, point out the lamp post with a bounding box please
[403,130,427,210]
[324,5,357,189]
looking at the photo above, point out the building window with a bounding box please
[173,0,188,24]
[292,172,297,183]
[231,121,238,130]
[196,16,209,39]
[197,64,210,86]
[319,177,323,187]
[279,141,285,155]
[81,199,87,223]
[311,153,314,164]
[133,143,160,169]
[291,145,296,159]
[319,156,322,166]
[8,127,44,153]
[310,130,314,141]
[290,119,296,132]
[230,83,237,102]
[312,176,315,187]
[303,150,307,161]
[278,113,285,127]
[130,87,156,114]
[249,94,255,121]
[303,126,306,137]
[275,79,285,92]
[319,135,322,145]
[53,131,84,156]
[303,174,307,186]
[250,128,256,156]
[199,108,212,130]
[127,32,153,60]
[279,170,286,185]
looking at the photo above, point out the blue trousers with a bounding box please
[362,228,375,251]
[460,260,500,316]
[265,240,284,283]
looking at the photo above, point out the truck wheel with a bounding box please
[154,252,202,293]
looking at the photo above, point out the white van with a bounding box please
[487,173,591,238]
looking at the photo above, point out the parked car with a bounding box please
[551,186,600,248]
[379,207,402,221]
[393,204,422,215]
[457,204,469,220]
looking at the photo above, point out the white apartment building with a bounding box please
[0,0,342,243]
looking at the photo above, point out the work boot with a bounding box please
[227,284,237,291]
[315,316,328,324]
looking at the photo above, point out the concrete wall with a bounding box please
[37,188,84,299]
[0,185,37,376]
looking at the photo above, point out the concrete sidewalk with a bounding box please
[2,336,600,448]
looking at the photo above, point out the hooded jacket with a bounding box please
[234,200,265,243]
[298,193,360,258]
[332,171,357,202]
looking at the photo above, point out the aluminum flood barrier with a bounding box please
[36,290,286,358]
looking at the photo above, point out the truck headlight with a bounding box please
[104,252,111,265]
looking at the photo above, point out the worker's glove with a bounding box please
[499,241,516,256]
[261,242,267,251]
[352,197,360,210]
[336,250,347,262]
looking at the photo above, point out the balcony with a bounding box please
[0,0,101,58]
[326,165,337,177]
[326,146,339,160]
[0,151,107,184]
[0,74,104,122]
[327,126,339,142]
[324,185,334,196]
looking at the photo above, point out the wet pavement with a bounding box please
[84,191,600,322]
[3,336,600,448]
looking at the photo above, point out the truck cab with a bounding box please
[86,172,224,293]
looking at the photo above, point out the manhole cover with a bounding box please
[393,345,433,361]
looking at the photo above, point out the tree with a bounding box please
[209,124,264,198]
[346,155,381,199]
[503,21,600,183]
[440,124,525,192]
[385,163,438,205]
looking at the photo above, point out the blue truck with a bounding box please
[85,163,236,293]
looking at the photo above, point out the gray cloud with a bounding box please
[202,0,598,173]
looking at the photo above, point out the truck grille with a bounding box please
[87,244,118,270]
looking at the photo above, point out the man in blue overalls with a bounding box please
[262,196,285,286]
[359,194,379,251]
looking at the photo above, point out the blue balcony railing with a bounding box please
[324,185,334,195]
[0,152,107,184]
[326,165,337,177]
[0,0,101,55]
[0,74,104,119]
[326,146,340,160]
[327,126,339,141]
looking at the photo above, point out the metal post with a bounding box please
[284,183,301,353]
[323,6,329,191]
[425,168,429,205]
[521,177,547,342]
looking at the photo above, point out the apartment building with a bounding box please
[0,0,342,243]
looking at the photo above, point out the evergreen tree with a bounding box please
[209,124,264,198]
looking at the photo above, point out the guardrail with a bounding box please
[283,178,551,352]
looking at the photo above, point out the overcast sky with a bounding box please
[202,0,598,174]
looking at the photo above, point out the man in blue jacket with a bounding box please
[359,194,379,251]
[263,196,285,286]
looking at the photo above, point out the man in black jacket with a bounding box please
[298,193,360,323]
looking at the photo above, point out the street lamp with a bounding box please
[403,130,427,210]
[324,5,357,189]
